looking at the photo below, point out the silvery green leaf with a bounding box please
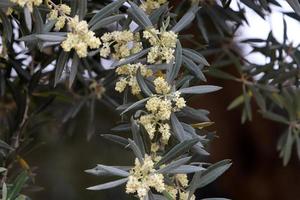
[128,139,144,163]
[33,8,43,33]
[167,41,182,83]
[149,3,168,24]
[262,111,289,125]
[101,134,129,147]
[137,68,153,97]
[55,51,70,86]
[170,113,185,141]
[156,138,200,167]
[112,48,150,68]
[89,0,126,26]
[87,178,128,190]
[43,20,56,32]
[196,13,209,43]
[0,167,6,173]
[171,8,199,33]
[69,54,80,87]
[0,139,13,150]
[179,85,222,94]
[128,2,152,28]
[120,97,149,115]
[111,123,131,132]
[35,34,67,42]
[181,107,210,122]
[183,48,210,66]
[91,165,129,177]
[24,6,32,32]
[0,10,12,43]
[183,56,206,81]
[77,0,87,20]
[157,157,191,174]
[169,165,205,174]
[90,14,127,31]
[0,0,14,7]
[8,171,29,200]
[201,198,230,200]
[189,159,232,193]
[287,0,300,16]
[2,182,7,200]
[85,165,131,176]
[148,63,170,70]
[131,118,145,155]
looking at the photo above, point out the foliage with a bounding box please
[0,0,300,199]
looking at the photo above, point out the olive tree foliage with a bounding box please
[0,0,299,199]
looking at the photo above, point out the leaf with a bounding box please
[170,113,185,141]
[0,140,13,150]
[0,10,12,43]
[179,85,222,94]
[136,68,153,97]
[169,165,205,174]
[131,118,145,156]
[85,166,131,176]
[90,14,127,31]
[55,51,70,86]
[24,6,32,32]
[87,178,128,190]
[189,160,232,193]
[89,0,126,26]
[119,98,149,115]
[183,48,210,66]
[156,139,200,167]
[69,54,80,87]
[35,34,67,42]
[77,0,87,20]
[2,182,7,200]
[91,165,129,177]
[207,68,236,81]
[167,41,182,83]
[112,48,150,68]
[157,157,191,174]
[172,9,197,32]
[7,171,29,200]
[128,2,152,28]
[287,0,300,16]
[149,3,168,24]
[33,8,43,33]
[128,139,144,163]
[227,95,244,110]
[262,111,289,125]
[183,56,206,81]
[101,134,129,147]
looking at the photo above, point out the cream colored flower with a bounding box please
[115,63,152,95]
[154,77,170,94]
[176,174,189,187]
[143,28,177,64]
[126,155,165,199]
[10,0,42,12]
[61,16,101,57]
[140,0,167,14]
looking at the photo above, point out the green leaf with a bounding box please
[55,51,70,87]
[128,139,144,163]
[172,9,198,33]
[91,165,129,177]
[183,56,206,81]
[90,14,127,31]
[207,68,236,81]
[169,165,205,174]
[0,10,12,43]
[156,139,200,167]
[119,98,149,115]
[131,118,145,156]
[262,111,289,125]
[179,85,222,94]
[136,68,153,97]
[189,160,232,193]
[101,134,129,147]
[87,178,128,190]
[112,48,150,68]
[227,95,244,110]
[170,113,185,141]
[89,0,126,26]
[69,54,80,87]
[157,157,191,174]
[77,0,87,20]
[287,0,300,16]
[2,182,7,200]
[128,2,152,28]
[24,6,32,32]
[183,48,210,66]
[167,41,182,83]
[7,171,29,200]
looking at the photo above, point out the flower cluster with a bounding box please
[140,0,168,14]
[126,155,165,199]
[89,80,106,99]
[47,3,71,31]
[10,0,42,12]
[100,31,142,59]
[143,28,178,64]
[61,16,101,58]
[115,63,152,95]
[139,77,186,143]
[165,174,196,200]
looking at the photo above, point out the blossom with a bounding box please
[10,0,42,12]
[154,77,171,94]
[176,174,189,187]
[100,31,142,59]
[115,63,152,95]
[61,16,101,57]
[140,0,167,13]
[143,28,177,64]
[126,155,165,199]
